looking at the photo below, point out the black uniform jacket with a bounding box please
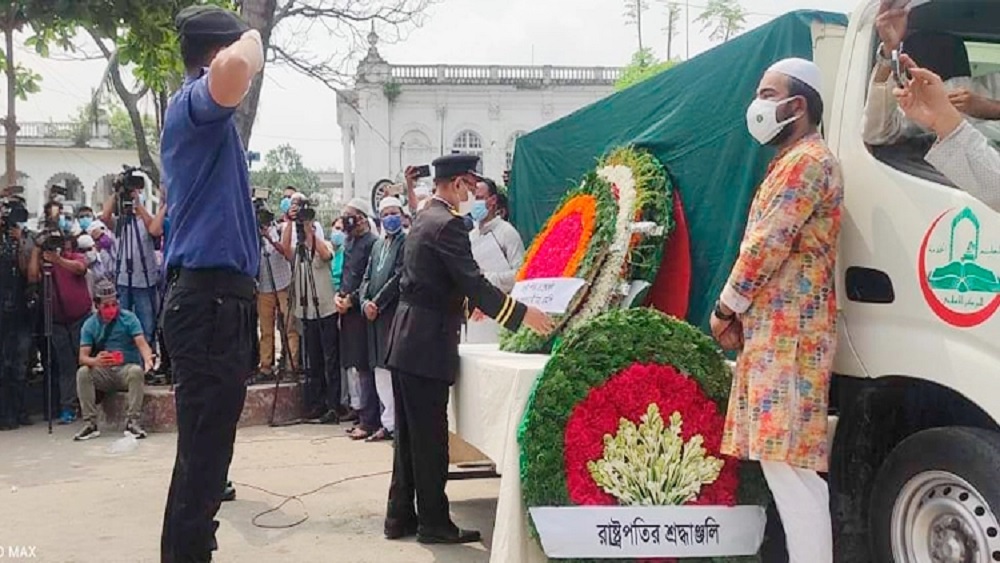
[386,198,526,383]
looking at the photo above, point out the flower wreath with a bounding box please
[501,147,674,353]
[518,308,770,563]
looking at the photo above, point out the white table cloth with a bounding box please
[451,344,550,563]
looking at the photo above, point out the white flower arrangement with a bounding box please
[587,404,724,506]
[567,164,638,330]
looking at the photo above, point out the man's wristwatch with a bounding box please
[713,301,736,321]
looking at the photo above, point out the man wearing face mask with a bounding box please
[74,280,154,441]
[711,58,843,563]
[335,198,379,438]
[355,197,406,442]
[466,178,525,343]
[383,154,554,544]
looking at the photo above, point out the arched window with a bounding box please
[452,130,484,172]
[400,129,433,172]
[44,172,85,205]
[506,130,526,171]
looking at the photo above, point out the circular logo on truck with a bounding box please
[919,207,1000,328]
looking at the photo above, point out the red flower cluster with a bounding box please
[563,362,739,508]
[521,209,585,280]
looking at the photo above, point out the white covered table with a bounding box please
[451,344,550,563]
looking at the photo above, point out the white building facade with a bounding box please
[337,30,620,203]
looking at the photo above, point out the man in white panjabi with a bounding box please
[465,178,525,344]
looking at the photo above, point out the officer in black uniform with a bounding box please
[383,154,554,544]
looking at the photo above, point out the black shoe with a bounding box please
[340,409,359,423]
[384,521,418,540]
[221,481,236,502]
[73,422,101,441]
[317,410,340,425]
[302,408,326,421]
[417,528,482,545]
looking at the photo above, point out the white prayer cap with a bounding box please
[378,196,403,213]
[767,58,822,99]
[345,196,373,218]
[87,219,107,236]
[77,234,95,250]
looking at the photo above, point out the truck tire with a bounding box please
[870,426,1000,563]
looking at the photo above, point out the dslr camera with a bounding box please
[254,198,274,226]
[36,227,65,253]
[294,198,316,224]
[113,164,147,212]
[0,196,28,231]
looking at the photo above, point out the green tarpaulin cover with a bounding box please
[509,10,849,331]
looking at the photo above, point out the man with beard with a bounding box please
[711,58,843,563]
[383,154,553,544]
[158,6,262,562]
[335,198,379,437]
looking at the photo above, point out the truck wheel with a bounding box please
[870,427,1000,563]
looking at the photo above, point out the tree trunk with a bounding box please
[636,4,644,52]
[235,0,278,149]
[666,14,674,60]
[106,57,160,186]
[3,25,17,188]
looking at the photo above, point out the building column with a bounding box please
[343,128,354,200]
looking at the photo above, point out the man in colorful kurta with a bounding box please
[711,58,843,563]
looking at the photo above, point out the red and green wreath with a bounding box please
[518,308,770,563]
[500,147,674,353]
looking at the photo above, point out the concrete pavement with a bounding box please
[0,422,499,563]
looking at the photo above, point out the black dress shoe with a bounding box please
[317,410,340,425]
[384,522,418,540]
[340,409,359,423]
[417,528,482,545]
[301,408,326,421]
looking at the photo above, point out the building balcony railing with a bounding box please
[0,121,111,148]
[387,64,621,86]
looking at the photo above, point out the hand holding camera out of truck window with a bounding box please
[892,54,963,138]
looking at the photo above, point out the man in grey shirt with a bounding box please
[896,54,1000,206]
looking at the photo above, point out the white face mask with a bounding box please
[85,250,98,264]
[746,97,799,145]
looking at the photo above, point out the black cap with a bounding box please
[175,5,249,39]
[432,154,484,182]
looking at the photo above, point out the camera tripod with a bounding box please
[112,200,159,352]
[41,260,55,435]
[259,227,297,426]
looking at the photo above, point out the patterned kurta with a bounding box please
[719,133,844,472]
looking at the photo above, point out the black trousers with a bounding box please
[160,269,255,563]
[302,314,340,414]
[0,323,31,426]
[385,369,456,534]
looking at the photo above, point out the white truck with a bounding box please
[808,0,1000,561]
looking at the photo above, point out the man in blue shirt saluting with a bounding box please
[158,6,263,562]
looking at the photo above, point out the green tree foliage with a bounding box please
[614,48,675,91]
[695,0,747,43]
[250,144,321,204]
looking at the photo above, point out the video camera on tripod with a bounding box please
[113,165,148,214]
[0,196,28,233]
[294,197,316,224]
[253,187,274,227]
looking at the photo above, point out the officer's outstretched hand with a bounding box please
[522,306,555,336]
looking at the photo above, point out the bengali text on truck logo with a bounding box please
[919,207,1000,328]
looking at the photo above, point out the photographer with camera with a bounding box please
[0,197,34,430]
[73,280,153,441]
[280,194,340,422]
[255,197,298,380]
[100,170,163,346]
[29,212,94,425]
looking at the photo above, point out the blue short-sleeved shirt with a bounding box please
[80,310,145,366]
[161,71,259,277]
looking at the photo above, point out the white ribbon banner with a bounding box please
[529,505,767,559]
[511,277,587,314]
